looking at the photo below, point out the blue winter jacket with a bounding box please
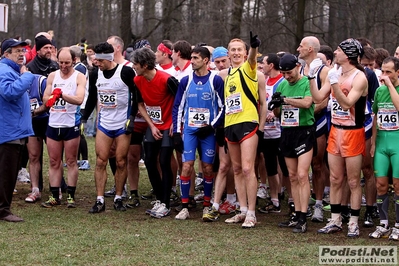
[0,58,35,144]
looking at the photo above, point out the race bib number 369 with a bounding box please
[146,106,163,124]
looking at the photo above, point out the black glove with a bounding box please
[271,92,282,100]
[196,125,214,139]
[125,115,135,135]
[173,133,184,153]
[268,94,286,110]
[250,31,261,48]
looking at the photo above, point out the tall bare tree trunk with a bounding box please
[295,0,306,49]
[121,0,131,47]
[230,0,244,39]
[143,0,156,45]
[25,0,34,39]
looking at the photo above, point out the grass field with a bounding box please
[1,137,398,266]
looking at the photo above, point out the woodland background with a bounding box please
[1,0,399,54]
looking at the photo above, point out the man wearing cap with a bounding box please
[213,46,230,72]
[87,42,139,213]
[309,38,368,237]
[0,39,35,222]
[25,33,59,197]
[203,46,237,221]
[269,53,315,233]
[26,35,59,77]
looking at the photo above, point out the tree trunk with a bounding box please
[230,0,244,39]
[295,0,306,49]
[120,0,131,48]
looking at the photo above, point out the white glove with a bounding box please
[308,58,323,78]
[328,66,341,85]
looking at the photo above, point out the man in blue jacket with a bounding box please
[0,38,35,222]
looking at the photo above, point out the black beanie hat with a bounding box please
[35,35,52,51]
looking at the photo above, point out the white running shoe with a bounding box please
[78,160,90,170]
[347,222,360,238]
[242,214,257,228]
[389,227,399,241]
[175,208,190,220]
[17,168,30,183]
[151,203,170,218]
[225,213,246,224]
[145,200,161,215]
[369,225,391,239]
[256,186,268,199]
[25,191,41,203]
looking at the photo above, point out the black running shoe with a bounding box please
[341,211,351,224]
[258,202,281,213]
[141,189,154,200]
[113,198,127,211]
[104,186,116,198]
[363,212,374,228]
[279,214,298,227]
[293,221,307,233]
[126,196,141,208]
[175,198,197,212]
[288,202,295,216]
[371,206,380,219]
[89,200,105,213]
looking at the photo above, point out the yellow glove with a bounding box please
[125,115,134,135]
[80,122,85,136]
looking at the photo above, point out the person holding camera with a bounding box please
[269,53,315,233]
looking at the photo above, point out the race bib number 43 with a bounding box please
[188,107,210,127]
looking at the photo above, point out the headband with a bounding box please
[157,43,172,55]
[94,53,114,61]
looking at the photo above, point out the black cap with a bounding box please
[279,54,299,71]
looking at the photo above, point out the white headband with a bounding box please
[94,53,114,61]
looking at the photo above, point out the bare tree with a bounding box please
[120,0,131,47]
[230,0,245,39]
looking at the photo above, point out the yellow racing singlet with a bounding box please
[224,61,259,127]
